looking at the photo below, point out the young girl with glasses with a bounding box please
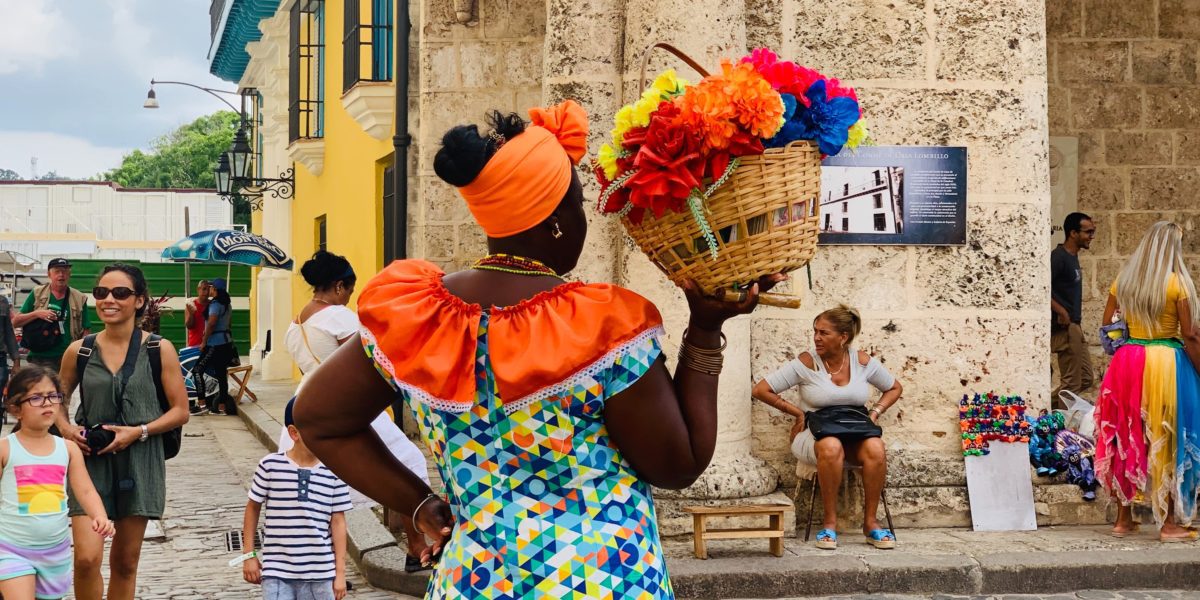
[0,364,114,600]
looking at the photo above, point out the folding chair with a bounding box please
[227,364,258,403]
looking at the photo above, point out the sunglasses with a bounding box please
[17,393,65,407]
[93,286,137,300]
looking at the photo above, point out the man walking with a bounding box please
[1051,212,1096,407]
[12,258,91,372]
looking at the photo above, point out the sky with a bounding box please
[0,0,235,179]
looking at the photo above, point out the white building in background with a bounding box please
[819,166,905,235]
[0,181,232,265]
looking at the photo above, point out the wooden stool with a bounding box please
[682,504,794,559]
[227,365,258,403]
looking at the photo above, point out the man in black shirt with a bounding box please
[1051,212,1096,407]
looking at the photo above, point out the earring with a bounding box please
[551,219,563,239]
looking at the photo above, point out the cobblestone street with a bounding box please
[794,593,1200,600]
[0,413,412,599]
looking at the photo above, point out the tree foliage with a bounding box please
[103,111,240,189]
[0,168,19,180]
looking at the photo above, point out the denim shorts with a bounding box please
[262,577,335,600]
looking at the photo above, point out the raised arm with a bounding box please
[602,275,784,490]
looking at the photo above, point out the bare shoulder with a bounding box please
[797,352,815,370]
[858,350,872,366]
[64,439,83,461]
[155,337,179,355]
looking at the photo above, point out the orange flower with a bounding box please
[673,60,783,152]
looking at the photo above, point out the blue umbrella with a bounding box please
[162,230,294,270]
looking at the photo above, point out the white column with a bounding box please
[246,11,297,381]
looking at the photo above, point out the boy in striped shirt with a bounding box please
[242,399,352,599]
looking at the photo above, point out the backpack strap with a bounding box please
[76,334,98,417]
[146,335,169,415]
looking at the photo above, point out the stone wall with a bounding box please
[412,0,547,270]
[743,0,1057,525]
[1047,0,1200,378]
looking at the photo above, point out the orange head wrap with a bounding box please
[458,100,589,238]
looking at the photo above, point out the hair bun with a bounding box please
[433,110,528,188]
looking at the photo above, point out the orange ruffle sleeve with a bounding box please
[357,260,665,411]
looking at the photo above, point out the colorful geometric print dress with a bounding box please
[357,260,674,600]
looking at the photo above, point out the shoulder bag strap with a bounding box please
[146,335,168,414]
[113,329,144,426]
[75,334,98,423]
[298,321,322,366]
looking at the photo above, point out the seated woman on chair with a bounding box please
[751,305,903,550]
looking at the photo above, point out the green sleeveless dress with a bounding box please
[67,340,167,520]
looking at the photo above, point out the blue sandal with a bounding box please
[814,528,837,550]
[866,528,896,549]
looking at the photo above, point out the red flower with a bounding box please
[626,102,706,217]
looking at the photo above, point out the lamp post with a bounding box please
[143,79,294,210]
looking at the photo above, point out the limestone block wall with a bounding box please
[1046,0,1200,379]
[412,0,547,270]
[745,0,1053,498]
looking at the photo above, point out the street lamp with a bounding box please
[228,128,253,181]
[143,79,294,210]
[215,154,233,196]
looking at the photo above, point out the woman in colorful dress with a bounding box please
[1095,220,1200,542]
[294,100,782,599]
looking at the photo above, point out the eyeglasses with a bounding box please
[93,286,136,300]
[17,393,65,407]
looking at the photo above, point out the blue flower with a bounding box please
[793,80,861,155]
[765,93,804,149]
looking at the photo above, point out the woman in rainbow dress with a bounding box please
[1096,220,1200,542]
[293,100,783,598]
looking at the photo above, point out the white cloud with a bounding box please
[0,131,127,179]
[107,0,239,126]
[0,0,77,74]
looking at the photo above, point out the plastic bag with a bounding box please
[1059,390,1095,440]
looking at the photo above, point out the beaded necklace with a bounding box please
[472,254,564,280]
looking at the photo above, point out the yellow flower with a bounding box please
[613,105,635,137]
[650,69,688,98]
[631,90,663,127]
[846,120,869,149]
[598,143,620,180]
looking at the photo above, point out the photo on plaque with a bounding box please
[818,146,967,246]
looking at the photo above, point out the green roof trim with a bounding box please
[208,0,283,83]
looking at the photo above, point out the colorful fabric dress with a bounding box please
[357,260,672,599]
[1095,274,1200,526]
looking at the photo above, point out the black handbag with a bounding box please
[806,405,882,441]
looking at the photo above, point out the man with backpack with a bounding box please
[12,258,91,372]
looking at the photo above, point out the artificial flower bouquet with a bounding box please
[593,48,868,259]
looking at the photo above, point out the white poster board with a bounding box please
[965,442,1037,531]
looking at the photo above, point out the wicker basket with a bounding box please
[621,43,823,309]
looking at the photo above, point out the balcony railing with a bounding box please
[342,0,393,92]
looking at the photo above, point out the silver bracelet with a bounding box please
[412,493,439,523]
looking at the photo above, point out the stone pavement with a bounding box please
[2,402,411,599]
[237,372,1200,599]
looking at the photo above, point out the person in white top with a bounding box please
[752,305,903,551]
[283,251,433,572]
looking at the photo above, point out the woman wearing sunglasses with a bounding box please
[53,264,190,600]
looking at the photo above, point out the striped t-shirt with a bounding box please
[248,452,353,581]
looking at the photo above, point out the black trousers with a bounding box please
[193,343,237,414]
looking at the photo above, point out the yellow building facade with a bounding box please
[211,0,400,380]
